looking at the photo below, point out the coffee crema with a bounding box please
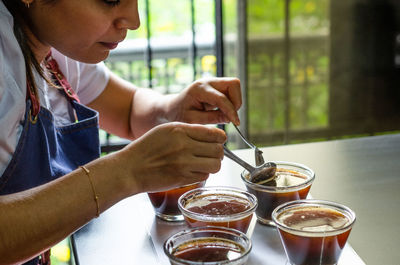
[185,195,251,216]
[246,168,308,187]
[179,189,257,233]
[172,238,244,262]
[277,206,351,235]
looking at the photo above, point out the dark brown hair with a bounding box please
[3,0,53,104]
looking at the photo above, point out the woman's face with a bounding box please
[27,0,140,63]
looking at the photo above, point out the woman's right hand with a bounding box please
[118,122,226,194]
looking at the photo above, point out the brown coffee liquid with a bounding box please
[148,182,204,216]
[183,194,253,233]
[187,198,251,215]
[172,238,244,262]
[245,168,311,222]
[276,206,352,265]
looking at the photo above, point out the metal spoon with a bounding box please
[232,124,265,166]
[223,145,277,184]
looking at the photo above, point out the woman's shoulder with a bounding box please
[0,1,12,17]
[0,2,26,91]
[0,2,27,173]
[0,3,27,107]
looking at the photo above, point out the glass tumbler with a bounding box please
[272,199,356,265]
[178,186,257,234]
[164,226,252,265]
[241,161,315,226]
[148,181,205,222]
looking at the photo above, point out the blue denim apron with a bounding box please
[0,54,101,264]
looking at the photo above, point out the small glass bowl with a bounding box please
[241,161,315,226]
[272,199,356,265]
[178,186,257,234]
[148,181,205,222]
[164,226,252,265]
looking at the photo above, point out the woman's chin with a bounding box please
[73,51,110,64]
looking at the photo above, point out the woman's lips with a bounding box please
[100,42,119,50]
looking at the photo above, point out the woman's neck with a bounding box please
[24,25,51,63]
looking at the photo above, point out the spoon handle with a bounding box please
[233,124,256,149]
[233,124,265,166]
[223,145,255,172]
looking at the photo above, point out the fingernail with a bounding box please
[235,118,240,126]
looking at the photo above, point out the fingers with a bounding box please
[160,123,226,172]
[184,123,227,143]
[193,142,224,159]
[188,157,223,174]
[185,172,210,185]
[185,108,233,126]
[192,78,242,126]
[124,123,227,193]
[208,77,242,110]
[192,84,240,125]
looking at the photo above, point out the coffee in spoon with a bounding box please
[223,146,277,185]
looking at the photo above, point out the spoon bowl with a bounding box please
[223,146,277,184]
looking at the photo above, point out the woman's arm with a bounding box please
[0,152,133,264]
[0,121,226,264]
[88,72,242,139]
[87,71,175,139]
[0,70,239,264]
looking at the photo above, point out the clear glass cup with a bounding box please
[164,226,252,265]
[272,199,356,265]
[241,161,315,226]
[148,181,205,222]
[178,186,257,234]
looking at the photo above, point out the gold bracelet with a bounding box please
[80,166,100,217]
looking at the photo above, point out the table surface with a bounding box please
[72,133,400,265]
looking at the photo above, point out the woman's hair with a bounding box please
[3,0,52,104]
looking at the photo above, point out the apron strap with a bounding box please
[45,52,80,103]
[26,51,80,119]
[26,79,41,119]
[38,249,51,265]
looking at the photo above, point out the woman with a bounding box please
[0,0,242,264]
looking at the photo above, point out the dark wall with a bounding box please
[330,0,400,133]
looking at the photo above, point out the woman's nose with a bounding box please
[114,2,141,30]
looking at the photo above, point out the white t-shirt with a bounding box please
[0,1,110,176]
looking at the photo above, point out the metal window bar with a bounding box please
[190,0,197,80]
[145,0,153,88]
[215,0,224,78]
[215,0,225,131]
[236,0,249,147]
[283,0,291,144]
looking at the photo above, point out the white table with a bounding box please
[72,134,400,264]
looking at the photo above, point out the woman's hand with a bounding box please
[119,122,226,193]
[166,77,242,126]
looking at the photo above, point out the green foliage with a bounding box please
[247,0,329,35]
[50,238,72,265]
[128,0,215,39]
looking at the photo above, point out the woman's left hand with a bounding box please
[166,77,242,126]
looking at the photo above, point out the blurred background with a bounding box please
[53,0,400,264]
[99,0,400,153]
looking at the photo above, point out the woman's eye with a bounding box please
[103,0,121,6]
